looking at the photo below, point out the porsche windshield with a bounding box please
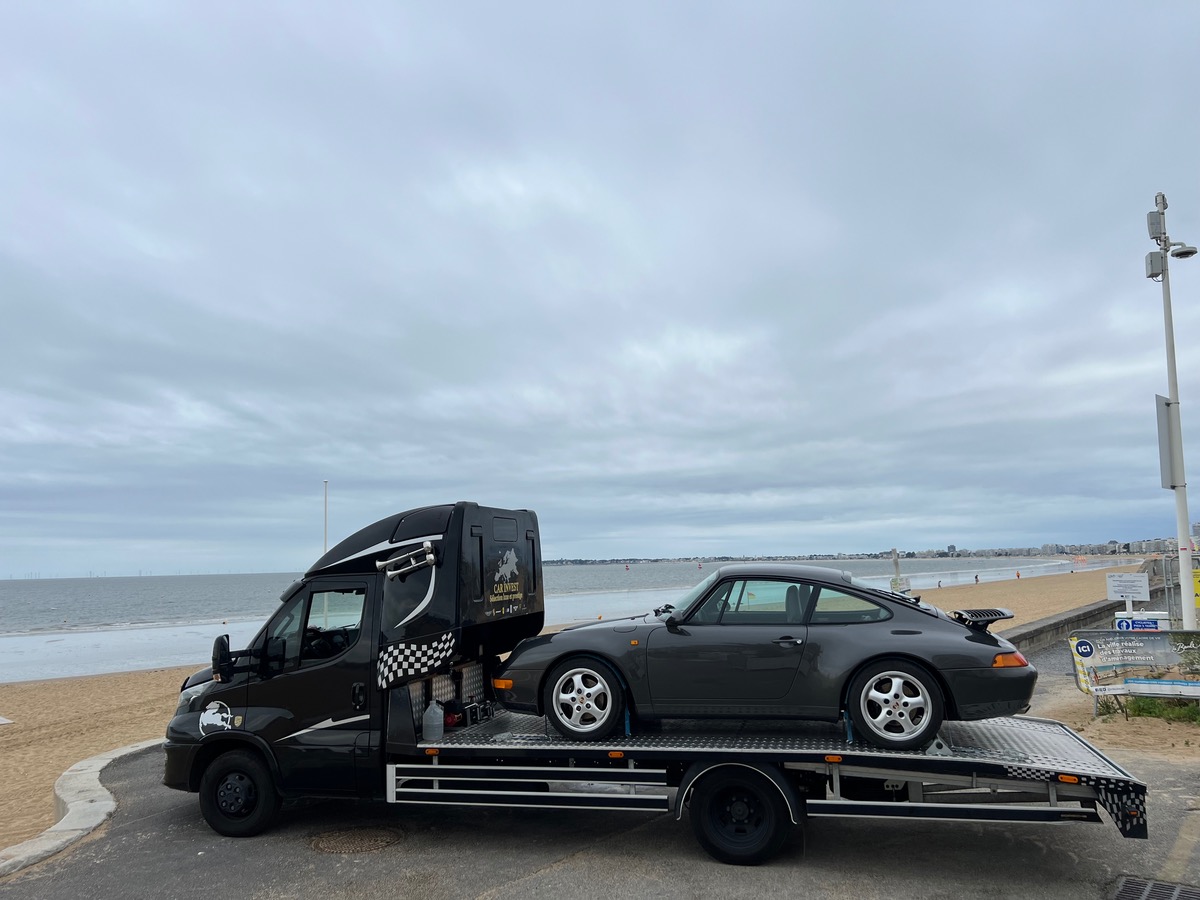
[661,570,720,618]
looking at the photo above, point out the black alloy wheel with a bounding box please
[198,749,280,837]
[689,769,793,865]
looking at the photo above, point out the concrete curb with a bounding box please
[0,738,161,877]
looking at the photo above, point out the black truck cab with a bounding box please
[164,501,543,835]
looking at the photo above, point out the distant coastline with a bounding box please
[546,552,1134,566]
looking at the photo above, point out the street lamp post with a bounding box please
[1147,192,1199,630]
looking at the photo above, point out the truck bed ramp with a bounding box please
[387,712,1147,839]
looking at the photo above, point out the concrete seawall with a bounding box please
[1001,571,1185,653]
[1002,598,1136,653]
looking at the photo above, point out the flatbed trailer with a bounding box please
[163,503,1148,866]
[390,709,1146,864]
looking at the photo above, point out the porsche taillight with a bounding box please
[992,651,1029,668]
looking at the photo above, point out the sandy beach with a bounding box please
[2,563,1197,852]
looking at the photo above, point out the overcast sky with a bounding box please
[4,3,1200,577]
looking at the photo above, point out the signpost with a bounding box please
[1106,572,1150,613]
[1113,613,1169,632]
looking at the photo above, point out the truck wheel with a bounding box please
[199,750,280,837]
[689,769,792,865]
[543,657,625,741]
[848,659,944,751]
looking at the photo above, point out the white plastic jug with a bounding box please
[422,700,444,741]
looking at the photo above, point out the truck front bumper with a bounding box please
[162,739,201,791]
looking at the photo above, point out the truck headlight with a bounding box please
[177,683,209,712]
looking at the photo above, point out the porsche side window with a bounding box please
[690,581,734,624]
[720,580,798,625]
[808,588,891,624]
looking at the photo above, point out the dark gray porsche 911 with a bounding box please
[492,563,1036,750]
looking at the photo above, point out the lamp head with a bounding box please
[1171,245,1198,260]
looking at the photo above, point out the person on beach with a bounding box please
[937,580,942,588]
[1016,571,1021,579]
[975,574,979,584]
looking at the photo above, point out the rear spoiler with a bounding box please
[949,607,1014,634]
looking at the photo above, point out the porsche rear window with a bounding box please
[809,588,891,624]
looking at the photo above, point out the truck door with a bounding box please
[245,576,380,796]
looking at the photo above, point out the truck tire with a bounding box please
[848,658,944,751]
[199,750,280,837]
[543,657,625,741]
[689,768,792,865]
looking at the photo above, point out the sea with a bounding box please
[0,556,1136,684]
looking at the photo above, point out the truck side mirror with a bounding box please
[211,634,233,683]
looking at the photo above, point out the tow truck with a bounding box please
[163,502,1147,865]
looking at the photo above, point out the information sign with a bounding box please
[1106,573,1150,612]
[1069,629,1200,698]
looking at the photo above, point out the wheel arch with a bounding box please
[839,653,958,720]
[675,761,803,825]
[188,733,282,793]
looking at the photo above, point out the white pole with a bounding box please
[1160,254,1197,630]
[324,480,329,554]
[1152,194,1197,630]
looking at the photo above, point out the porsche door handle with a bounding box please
[772,637,803,647]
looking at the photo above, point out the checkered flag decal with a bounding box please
[377,632,456,689]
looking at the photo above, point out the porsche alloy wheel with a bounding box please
[848,659,945,751]
[543,658,626,741]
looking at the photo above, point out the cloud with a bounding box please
[2,3,1200,577]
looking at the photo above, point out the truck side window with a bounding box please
[267,592,306,671]
[301,587,366,664]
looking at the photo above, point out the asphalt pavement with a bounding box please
[1,647,1198,900]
